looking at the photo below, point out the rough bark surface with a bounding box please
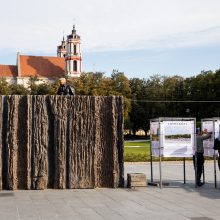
[0,96,2,190]
[0,95,124,190]
[31,96,48,189]
[17,96,30,190]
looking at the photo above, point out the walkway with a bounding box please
[0,161,220,220]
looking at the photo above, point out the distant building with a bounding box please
[0,25,82,86]
[57,25,82,77]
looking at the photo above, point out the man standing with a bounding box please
[57,78,75,95]
[214,134,220,170]
[193,128,211,187]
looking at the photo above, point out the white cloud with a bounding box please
[1,0,220,54]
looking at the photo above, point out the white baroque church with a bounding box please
[0,25,82,86]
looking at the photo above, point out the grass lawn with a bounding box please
[124,141,150,162]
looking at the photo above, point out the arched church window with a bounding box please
[74,60,77,71]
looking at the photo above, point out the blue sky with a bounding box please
[1,0,220,78]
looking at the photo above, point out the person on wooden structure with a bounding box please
[57,78,75,95]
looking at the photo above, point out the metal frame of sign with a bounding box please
[149,117,197,189]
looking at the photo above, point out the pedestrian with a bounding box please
[193,128,211,187]
[57,78,75,95]
[214,134,220,170]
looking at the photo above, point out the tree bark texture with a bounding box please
[0,95,124,190]
[0,96,2,190]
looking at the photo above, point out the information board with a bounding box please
[150,121,161,157]
[150,119,195,158]
[149,118,197,188]
[161,120,195,157]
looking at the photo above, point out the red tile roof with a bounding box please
[19,55,65,78]
[0,65,17,77]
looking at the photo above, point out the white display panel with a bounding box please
[214,120,220,139]
[202,119,220,156]
[150,119,195,158]
[150,121,161,157]
[161,121,195,157]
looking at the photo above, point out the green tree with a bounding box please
[9,84,28,95]
[27,76,40,95]
[67,72,109,95]
[129,78,148,134]
[0,78,10,95]
[35,83,52,95]
[110,70,131,119]
[49,79,60,95]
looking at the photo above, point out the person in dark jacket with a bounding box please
[193,128,211,187]
[214,134,220,170]
[57,78,75,95]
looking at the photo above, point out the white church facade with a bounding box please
[0,25,82,86]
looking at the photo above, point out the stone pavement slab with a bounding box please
[0,161,219,220]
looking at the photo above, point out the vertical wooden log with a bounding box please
[95,96,124,188]
[2,95,7,189]
[17,96,31,189]
[31,96,48,189]
[96,97,115,187]
[66,96,74,189]
[67,96,96,188]
[93,96,101,188]
[50,96,68,189]
[5,96,19,190]
[111,96,119,188]
[96,97,104,187]
[5,95,31,190]
[0,96,2,190]
[66,99,73,189]
[116,97,124,187]
[46,96,56,188]
[26,96,32,189]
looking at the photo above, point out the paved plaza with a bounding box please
[0,161,220,220]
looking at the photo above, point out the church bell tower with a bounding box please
[65,25,82,77]
[57,36,66,58]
